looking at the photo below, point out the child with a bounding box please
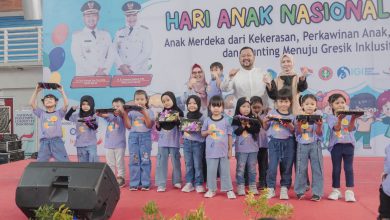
[294,94,324,201]
[207,62,224,102]
[201,95,236,199]
[155,91,183,192]
[181,95,206,193]
[65,95,99,162]
[96,97,127,188]
[250,96,268,189]
[29,84,69,162]
[263,88,295,200]
[327,93,360,202]
[125,90,154,191]
[379,144,390,219]
[232,97,260,196]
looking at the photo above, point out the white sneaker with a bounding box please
[227,190,236,199]
[237,185,246,196]
[174,183,182,189]
[195,185,206,193]
[266,188,276,199]
[328,189,342,200]
[157,186,166,192]
[181,183,194,192]
[204,190,216,198]
[249,185,259,195]
[345,190,356,202]
[280,187,289,200]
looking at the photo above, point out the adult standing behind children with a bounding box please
[265,54,310,115]
[220,46,270,108]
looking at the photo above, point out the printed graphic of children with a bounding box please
[377,90,390,139]
[350,93,377,149]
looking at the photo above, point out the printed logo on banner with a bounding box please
[383,68,390,75]
[318,67,333,81]
[337,66,350,79]
[337,66,379,79]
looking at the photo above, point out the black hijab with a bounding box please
[186,95,202,120]
[159,91,183,130]
[161,91,184,117]
[79,95,95,118]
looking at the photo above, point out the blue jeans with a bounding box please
[77,145,99,162]
[294,142,324,196]
[236,152,258,186]
[38,137,69,162]
[155,147,181,188]
[206,157,233,192]
[267,137,295,189]
[183,139,204,186]
[129,132,152,188]
[331,143,354,188]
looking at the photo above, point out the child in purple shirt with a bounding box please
[181,95,206,193]
[294,94,324,201]
[201,95,236,199]
[97,97,127,188]
[29,84,69,162]
[326,93,360,202]
[250,96,268,189]
[65,95,99,162]
[379,144,390,219]
[263,88,295,200]
[155,91,183,192]
[124,90,154,191]
[232,97,260,196]
[207,62,224,101]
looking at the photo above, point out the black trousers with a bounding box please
[379,186,390,219]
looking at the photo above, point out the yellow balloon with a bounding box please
[49,71,62,84]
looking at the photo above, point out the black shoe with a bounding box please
[311,195,321,202]
[297,193,305,200]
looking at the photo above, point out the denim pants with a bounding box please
[38,137,69,162]
[183,139,204,186]
[294,142,324,196]
[258,148,268,188]
[266,137,295,189]
[77,145,99,162]
[236,152,258,186]
[331,143,354,188]
[129,132,152,188]
[155,147,182,188]
[206,157,233,192]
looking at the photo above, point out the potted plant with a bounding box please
[244,190,293,220]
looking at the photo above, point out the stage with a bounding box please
[0,157,382,220]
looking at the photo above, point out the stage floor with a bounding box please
[0,157,383,220]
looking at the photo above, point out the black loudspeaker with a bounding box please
[15,162,120,220]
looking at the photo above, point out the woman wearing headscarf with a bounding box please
[265,54,310,115]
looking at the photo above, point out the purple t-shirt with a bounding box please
[201,116,233,158]
[69,113,98,147]
[295,117,323,144]
[128,109,154,133]
[207,74,224,101]
[233,125,259,153]
[266,109,294,140]
[383,145,390,196]
[182,115,205,143]
[104,114,126,149]
[258,114,268,148]
[327,114,356,151]
[33,107,66,140]
[158,126,181,148]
